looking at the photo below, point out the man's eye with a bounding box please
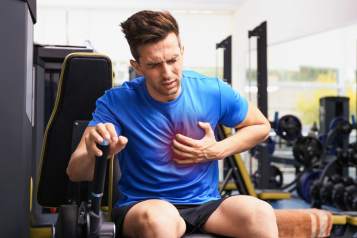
[169,59,177,63]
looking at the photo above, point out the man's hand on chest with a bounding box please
[171,122,224,165]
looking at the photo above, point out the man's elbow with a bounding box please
[66,167,77,182]
[66,166,85,182]
[263,120,271,141]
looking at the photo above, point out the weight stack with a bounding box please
[319,97,349,134]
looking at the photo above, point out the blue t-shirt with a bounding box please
[89,70,248,207]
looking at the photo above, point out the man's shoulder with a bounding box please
[109,76,145,95]
[183,70,221,92]
[183,70,217,83]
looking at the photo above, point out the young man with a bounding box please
[67,10,278,238]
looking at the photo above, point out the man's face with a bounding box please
[130,32,184,103]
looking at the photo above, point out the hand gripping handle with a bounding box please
[91,140,109,215]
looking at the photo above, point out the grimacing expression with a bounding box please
[130,32,184,103]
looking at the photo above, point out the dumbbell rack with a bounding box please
[310,122,357,210]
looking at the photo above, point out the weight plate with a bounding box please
[297,170,322,203]
[330,116,349,130]
[253,165,283,189]
[330,116,351,139]
[293,136,323,166]
[276,115,302,141]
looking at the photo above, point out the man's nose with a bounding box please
[161,62,173,79]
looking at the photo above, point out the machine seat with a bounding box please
[30,214,58,228]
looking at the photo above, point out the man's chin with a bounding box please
[161,87,180,96]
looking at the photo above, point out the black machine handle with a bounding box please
[91,140,109,215]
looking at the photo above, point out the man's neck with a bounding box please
[145,80,182,103]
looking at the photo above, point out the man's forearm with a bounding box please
[216,123,270,160]
[67,149,95,182]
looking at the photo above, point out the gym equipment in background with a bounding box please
[32,44,92,215]
[1,1,36,236]
[129,66,140,81]
[53,141,116,238]
[30,53,117,238]
[273,114,302,141]
[296,169,322,203]
[248,22,270,189]
[293,136,323,166]
[218,124,291,201]
[253,165,283,189]
[216,35,232,85]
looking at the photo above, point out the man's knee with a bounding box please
[125,200,185,238]
[141,204,182,232]
[252,200,276,222]
[223,196,276,224]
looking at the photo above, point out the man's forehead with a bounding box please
[138,33,181,63]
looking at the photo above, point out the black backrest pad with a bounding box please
[37,54,112,207]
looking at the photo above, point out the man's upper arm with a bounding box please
[234,101,269,129]
[218,79,249,127]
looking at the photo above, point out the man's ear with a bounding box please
[181,45,185,64]
[130,60,143,76]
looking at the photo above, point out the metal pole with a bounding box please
[249,38,251,102]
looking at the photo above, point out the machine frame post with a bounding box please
[248,22,270,189]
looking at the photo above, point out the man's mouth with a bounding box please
[162,80,175,85]
[162,80,176,89]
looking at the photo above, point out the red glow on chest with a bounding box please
[172,138,190,160]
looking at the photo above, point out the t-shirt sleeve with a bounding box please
[88,90,122,135]
[218,79,249,127]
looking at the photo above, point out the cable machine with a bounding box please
[248,22,270,189]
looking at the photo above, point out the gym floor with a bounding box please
[270,191,342,212]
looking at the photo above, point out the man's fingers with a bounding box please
[175,134,195,147]
[106,136,128,158]
[171,146,192,159]
[172,139,192,152]
[89,129,105,144]
[96,123,111,140]
[118,135,128,144]
[174,158,196,165]
[116,136,128,149]
[85,134,103,157]
[105,123,118,142]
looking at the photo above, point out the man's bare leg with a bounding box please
[122,199,186,238]
[202,195,278,238]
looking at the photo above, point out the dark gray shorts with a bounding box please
[111,197,229,236]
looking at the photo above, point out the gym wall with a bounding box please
[232,0,357,96]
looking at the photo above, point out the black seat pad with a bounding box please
[37,54,112,207]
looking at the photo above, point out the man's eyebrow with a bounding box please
[147,55,179,66]
[147,61,161,66]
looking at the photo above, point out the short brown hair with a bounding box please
[120,10,180,63]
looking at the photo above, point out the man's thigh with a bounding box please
[122,199,186,238]
[201,195,278,238]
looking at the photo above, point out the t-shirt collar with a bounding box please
[142,74,185,108]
